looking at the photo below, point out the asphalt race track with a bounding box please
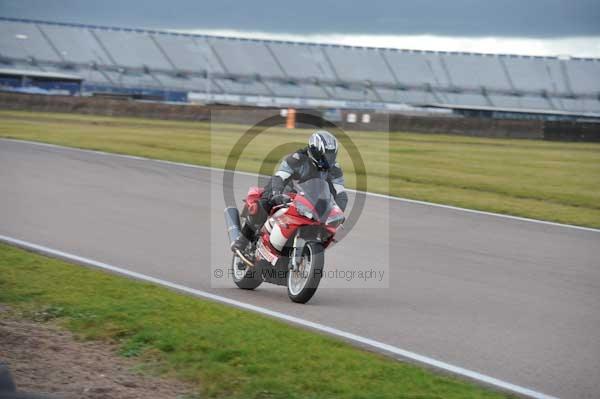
[1,139,599,399]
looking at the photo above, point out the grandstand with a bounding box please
[1,17,599,118]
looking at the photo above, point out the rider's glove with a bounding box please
[271,193,290,206]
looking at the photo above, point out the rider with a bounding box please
[231,130,348,252]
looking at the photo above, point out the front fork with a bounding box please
[290,235,306,272]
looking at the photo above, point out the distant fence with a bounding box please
[0,92,598,141]
[0,92,218,120]
[543,121,600,142]
[357,113,545,139]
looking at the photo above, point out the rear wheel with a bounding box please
[231,253,262,290]
[287,242,324,304]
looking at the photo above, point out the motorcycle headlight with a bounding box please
[295,201,315,220]
[326,213,345,227]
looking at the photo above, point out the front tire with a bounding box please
[287,242,324,304]
[231,253,262,290]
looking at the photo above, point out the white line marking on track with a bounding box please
[2,138,598,233]
[0,234,559,399]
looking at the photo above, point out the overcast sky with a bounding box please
[2,0,599,57]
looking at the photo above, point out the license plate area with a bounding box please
[257,239,278,265]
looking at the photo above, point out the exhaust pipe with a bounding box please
[224,207,254,267]
[224,207,242,246]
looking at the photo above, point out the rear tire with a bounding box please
[287,242,324,304]
[231,254,262,290]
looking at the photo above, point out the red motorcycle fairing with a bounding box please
[253,191,342,266]
[244,186,265,216]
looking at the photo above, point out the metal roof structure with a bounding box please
[1,17,599,114]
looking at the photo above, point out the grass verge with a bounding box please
[0,243,510,398]
[1,109,599,228]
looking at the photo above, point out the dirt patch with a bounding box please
[0,309,196,399]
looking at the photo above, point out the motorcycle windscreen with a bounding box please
[294,178,334,222]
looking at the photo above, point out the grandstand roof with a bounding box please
[1,17,599,115]
[3,17,599,62]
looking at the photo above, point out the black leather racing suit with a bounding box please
[244,147,348,235]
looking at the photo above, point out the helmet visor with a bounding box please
[311,148,336,170]
[323,150,337,169]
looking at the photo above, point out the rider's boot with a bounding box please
[230,223,255,253]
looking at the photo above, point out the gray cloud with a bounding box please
[1,0,599,38]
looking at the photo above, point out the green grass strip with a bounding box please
[1,109,599,228]
[0,243,510,398]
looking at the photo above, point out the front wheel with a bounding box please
[231,253,262,290]
[287,242,324,304]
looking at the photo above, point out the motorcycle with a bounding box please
[224,178,345,303]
